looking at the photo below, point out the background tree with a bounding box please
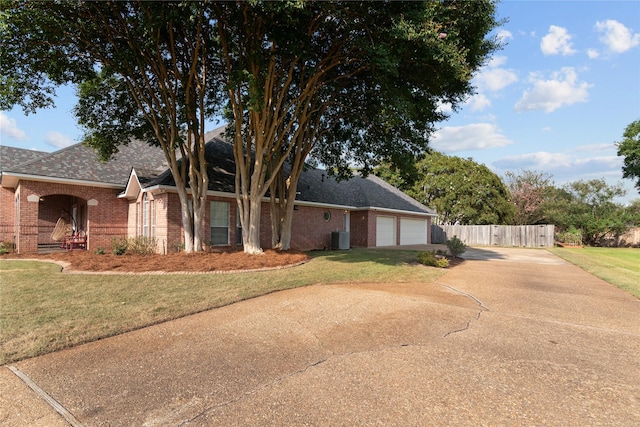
[616,119,640,192]
[377,152,515,225]
[504,170,553,225]
[541,178,628,246]
[1,1,220,252]
[215,0,501,252]
[625,199,640,227]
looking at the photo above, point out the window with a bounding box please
[210,201,230,245]
[150,200,155,238]
[142,193,149,237]
[136,202,141,236]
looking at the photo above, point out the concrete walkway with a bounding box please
[2,247,639,426]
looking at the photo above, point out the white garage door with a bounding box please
[400,218,427,245]
[376,216,396,246]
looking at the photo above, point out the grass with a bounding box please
[0,249,444,365]
[549,247,640,298]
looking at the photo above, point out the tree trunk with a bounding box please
[242,194,264,255]
[192,196,204,252]
[188,131,209,252]
[269,166,286,248]
[272,175,298,250]
[175,185,195,253]
[277,200,294,250]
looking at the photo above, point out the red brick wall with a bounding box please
[12,180,127,253]
[288,205,349,250]
[350,210,372,248]
[0,186,16,247]
[149,193,242,253]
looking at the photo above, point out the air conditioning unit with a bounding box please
[331,231,350,250]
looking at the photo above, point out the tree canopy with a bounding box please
[504,170,553,225]
[617,119,640,192]
[1,1,221,252]
[2,0,502,253]
[214,0,501,251]
[376,152,515,225]
[541,178,629,246]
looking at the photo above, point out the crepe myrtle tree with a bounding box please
[2,0,501,255]
[215,0,502,252]
[504,170,554,225]
[1,1,221,253]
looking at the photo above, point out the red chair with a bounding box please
[64,231,87,250]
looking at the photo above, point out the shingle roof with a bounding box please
[295,168,435,214]
[1,140,167,186]
[145,127,236,194]
[2,127,434,215]
[0,146,48,172]
[149,126,434,215]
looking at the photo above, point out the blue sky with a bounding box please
[1,1,639,203]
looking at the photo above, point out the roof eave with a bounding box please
[118,168,143,199]
[1,172,124,190]
[132,185,436,216]
[357,206,437,217]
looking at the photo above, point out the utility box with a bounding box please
[331,231,350,250]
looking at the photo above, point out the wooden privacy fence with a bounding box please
[431,224,555,248]
[600,227,640,247]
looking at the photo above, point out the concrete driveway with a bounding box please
[2,247,640,426]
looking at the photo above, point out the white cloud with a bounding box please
[436,101,453,115]
[487,55,508,68]
[514,67,592,113]
[474,55,518,92]
[494,151,571,170]
[496,29,513,44]
[466,94,492,112]
[0,112,27,140]
[493,150,622,181]
[475,67,519,92]
[431,123,513,153]
[595,20,640,53]
[575,143,615,153]
[45,131,74,148]
[587,49,599,59]
[541,25,577,56]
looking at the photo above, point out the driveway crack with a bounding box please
[178,356,330,425]
[435,281,490,312]
[434,281,489,338]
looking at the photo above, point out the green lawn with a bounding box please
[0,249,444,364]
[549,247,640,298]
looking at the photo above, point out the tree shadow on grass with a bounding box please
[309,248,426,267]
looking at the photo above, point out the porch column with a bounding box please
[17,193,40,254]
[86,199,99,252]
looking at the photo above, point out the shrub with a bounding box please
[127,236,157,255]
[0,241,12,255]
[435,257,449,268]
[110,237,128,255]
[557,226,583,246]
[94,247,106,255]
[169,241,185,253]
[417,251,449,268]
[446,235,467,258]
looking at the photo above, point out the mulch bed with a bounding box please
[1,249,310,273]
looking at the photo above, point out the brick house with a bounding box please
[1,127,436,254]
